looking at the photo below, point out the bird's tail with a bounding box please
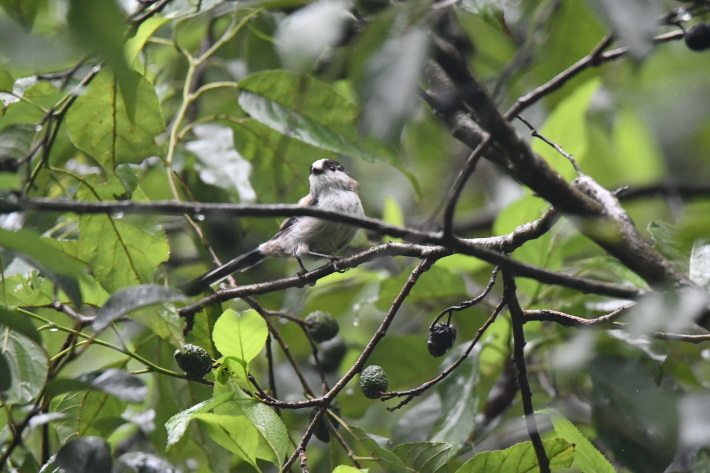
[180,249,266,296]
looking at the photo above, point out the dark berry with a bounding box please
[312,403,340,443]
[174,344,213,379]
[685,23,710,51]
[427,322,457,357]
[305,311,339,343]
[359,365,388,399]
[317,336,347,373]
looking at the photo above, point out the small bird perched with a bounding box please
[181,159,364,296]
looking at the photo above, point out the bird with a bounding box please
[181,159,364,296]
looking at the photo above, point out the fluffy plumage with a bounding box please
[181,159,363,296]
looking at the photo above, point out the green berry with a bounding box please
[174,344,213,379]
[359,365,388,399]
[305,311,339,343]
[317,336,347,373]
[685,23,710,51]
[427,323,457,357]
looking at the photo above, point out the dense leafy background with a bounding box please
[2,0,710,472]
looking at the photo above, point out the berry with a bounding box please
[312,403,340,443]
[317,336,347,373]
[359,365,388,399]
[427,322,457,357]
[685,23,710,51]
[174,344,213,379]
[305,311,339,343]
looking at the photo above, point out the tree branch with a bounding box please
[502,270,550,473]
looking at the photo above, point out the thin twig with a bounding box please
[383,296,506,410]
[281,257,437,472]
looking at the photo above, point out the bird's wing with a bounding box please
[278,193,318,232]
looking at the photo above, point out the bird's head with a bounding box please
[309,159,358,194]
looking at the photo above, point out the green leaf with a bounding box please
[541,409,615,473]
[333,466,367,473]
[647,220,689,272]
[54,391,126,444]
[66,68,164,168]
[0,227,87,306]
[192,413,261,470]
[0,0,45,27]
[0,351,11,392]
[76,369,147,403]
[455,438,575,473]
[347,425,410,473]
[610,107,665,185]
[393,442,452,473]
[67,0,138,118]
[0,307,41,344]
[432,346,481,448]
[76,179,170,293]
[237,70,396,164]
[531,78,600,181]
[55,436,112,473]
[125,16,172,65]
[376,265,467,311]
[93,284,187,333]
[231,118,338,204]
[212,309,268,377]
[0,327,48,405]
[165,392,234,448]
[214,386,289,467]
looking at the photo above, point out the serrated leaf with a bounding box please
[393,442,452,473]
[76,369,147,403]
[212,309,268,376]
[66,68,164,168]
[54,391,127,443]
[0,328,48,405]
[238,70,396,164]
[455,438,575,473]
[76,178,170,293]
[0,227,87,306]
[348,425,410,473]
[93,284,186,333]
[541,409,615,473]
[55,436,112,473]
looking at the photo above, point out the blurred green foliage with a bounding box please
[2,0,710,472]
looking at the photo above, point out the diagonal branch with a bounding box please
[426,36,691,289]
[502,270,550,473]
